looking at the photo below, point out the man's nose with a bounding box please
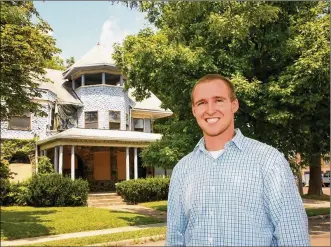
[206,102,217,115]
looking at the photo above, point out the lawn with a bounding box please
[140,201,168,212]
[23,227,166,246]
[139,201,330,218]
[302,194,330,201]
[1,206,164,240]
[305,207,330,217]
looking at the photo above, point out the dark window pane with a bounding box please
[109,122,120,130]
[85,111,98,128]
[9,117,30,130]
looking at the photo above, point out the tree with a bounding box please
[114,2,329,195]
[45,55,65,70]
[66,56,75,68]
[0,1,60,120]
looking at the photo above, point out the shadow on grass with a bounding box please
[1,209,56,240]
[118,215,164,226]
[150,205,167,212]
[309,217,330,236]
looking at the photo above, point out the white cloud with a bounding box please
[99,18,129,52]
[47,30,54,36]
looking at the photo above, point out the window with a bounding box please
[85,111,98,129]
[133,118,144,132]
[126,113,129,130]
[109,110,121,130]
[9,112,31,130]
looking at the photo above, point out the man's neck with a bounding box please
[204,128,235,151]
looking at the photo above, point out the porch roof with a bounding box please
[38,128,162,150]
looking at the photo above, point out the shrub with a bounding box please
[38,156,54,174]
[116,176,170,204]
[6,181,31,206]
[0,158,14,205]
[28,173,89,207]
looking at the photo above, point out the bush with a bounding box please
[38,156,54,174]
[28,173,89,207]
[5,181,31,206]
[116,176,170,204]
[0,158,14,205]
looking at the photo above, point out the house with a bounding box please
[1,43,173,189]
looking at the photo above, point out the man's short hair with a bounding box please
[191,74,237,104]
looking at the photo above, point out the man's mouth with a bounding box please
[205,118,220,124]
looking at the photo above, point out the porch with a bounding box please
[37,128,161,191]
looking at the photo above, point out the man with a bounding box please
[166,74,310,246]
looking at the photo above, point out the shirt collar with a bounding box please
[195,128,245,152]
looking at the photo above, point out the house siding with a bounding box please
[1,90,55,140]
[75,85,132,130]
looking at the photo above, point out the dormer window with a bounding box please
[85,111,98,129]
[85,73,102,86]
[8,112,31,130]
[109,110,121,130]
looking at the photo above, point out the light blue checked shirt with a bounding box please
[166,129,310,246]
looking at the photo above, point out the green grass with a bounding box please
[1,206,164,240]
[302,194,330,201]
[140,201,168,212]
[23,227,166,247]
[305,207,330,217]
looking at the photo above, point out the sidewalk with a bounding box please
[1,223,166,247]
[303,198,330,208]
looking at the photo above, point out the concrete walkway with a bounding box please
[1,223,166,247]
[303,198,330,208]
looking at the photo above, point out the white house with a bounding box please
[1,43,173,190]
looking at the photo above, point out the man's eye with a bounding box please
[197,102,205,106]
[216,99,224,103]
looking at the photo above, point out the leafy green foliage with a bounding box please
[65,56,75,68]
[44,55,65,70]
[28,174,89,206]
[116,177,170,204]
[1,139,36,161]
[114,2,330,195]
[0,159,14,205]
[0,1,60,119]
[37,156,54,174]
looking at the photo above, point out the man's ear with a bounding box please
[192,105,196,117]
[232,99,239,113]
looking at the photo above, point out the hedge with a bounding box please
[116,176,170,204]
[2,174,89,207]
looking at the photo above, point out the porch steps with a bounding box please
[87,192,126,207]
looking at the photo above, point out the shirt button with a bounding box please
[210,210,214,216]
[208,237,213,243]
[213,161,217,165]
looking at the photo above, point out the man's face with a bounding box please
[192,79,239,138]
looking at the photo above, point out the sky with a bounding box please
[34,1,153,62]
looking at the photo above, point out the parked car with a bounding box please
[322,171,330,187]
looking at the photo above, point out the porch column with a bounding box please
[102,72,106,84]
[134,148,138,179]
[71,146,75,180]
[59,145,63,174]
[54,146,58,173]
[44,150,47,157]
[35,145,39,174]
[82,74,85,86]
[126,147,130,180]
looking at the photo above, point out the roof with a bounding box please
[39,69,82,105]
[63,43,117,79]
[128,88,173,116]
[38,128,162,149]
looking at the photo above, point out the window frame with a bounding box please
[84,111,98,129]
[109,110,121,130]
[133,118,144,132]
[8,112,31,131]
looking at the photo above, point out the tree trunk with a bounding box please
[297,169,304,196]
[308,154,323,195]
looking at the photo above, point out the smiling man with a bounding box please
[165,74,310,246]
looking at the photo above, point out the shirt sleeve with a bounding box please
[263,152,310,246]
[165,165,188,246]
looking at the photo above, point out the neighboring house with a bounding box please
[1,43,173,189]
